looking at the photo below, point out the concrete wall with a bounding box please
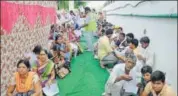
[103,1,177,93]
[103,1,177,15]
[1,1,57,96]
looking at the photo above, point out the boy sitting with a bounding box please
[137,65,152,96]
[142,70,176,96]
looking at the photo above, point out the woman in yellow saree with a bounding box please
[7,59,42,96]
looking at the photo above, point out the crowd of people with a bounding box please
[6,6,176,96]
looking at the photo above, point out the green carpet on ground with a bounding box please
[57,36,109,96]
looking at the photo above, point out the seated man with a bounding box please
[111,32,127,50]
[114,38,139,64]
[126,33,134,46]
[98,29,116,68]
[115,32,127,49]
[137,65,152,96]
[103,52,138,96]
[142,70,176,96]
[135,36,154,72]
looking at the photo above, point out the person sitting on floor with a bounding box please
[111,32,127,50]
[53,35,71,66]
[135,36,154,72]
[24,45,42,68]
[70,41,79,58]
[103,52,138,96]
[52,44,70,79]
[114,38,139,64]
[32,49,55,89]
[141,70,176,96]
[137,65,152,96]
[68,24,77,42]
[7,59,42,96]
[98,29,115,68]
[74,23,82,42]
[126,33,134,46]
[62,37,72,65]
[115,32,127,49]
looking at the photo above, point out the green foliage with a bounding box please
[57,0,87,11]
[58,0,69,10]
[74,1,86,9]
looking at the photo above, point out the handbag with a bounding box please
[55,61,69,79]
[57,67,69,79]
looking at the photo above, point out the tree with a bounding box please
[57,0,87,11]
[58,0,69,10]
[74,0,87,9]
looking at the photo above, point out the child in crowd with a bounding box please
[142,70,176,96]
[137,65,152,96]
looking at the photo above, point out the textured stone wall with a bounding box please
[1,1,57,96]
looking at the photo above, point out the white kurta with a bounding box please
[135,46,154,72]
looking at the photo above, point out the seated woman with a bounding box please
[53,35,71,66]
[32,49,55,88]
[52,44,70,78]
[69,41,79,58]
[62,37,72,63]
[69,24,77,42]
[7,59,42,96]
[74,24,81,42]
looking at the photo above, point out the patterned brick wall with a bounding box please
[1,1,57,96]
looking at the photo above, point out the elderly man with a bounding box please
[103,52,138,96]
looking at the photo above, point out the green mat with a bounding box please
[57,36,109,96]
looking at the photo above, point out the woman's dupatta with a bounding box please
[40,60,54,81]
[15,72,35,93]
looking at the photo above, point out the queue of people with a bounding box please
[6,6,176,96]
[93,13,176,96]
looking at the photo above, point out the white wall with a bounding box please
[103,1,177,93]
[103,1,177,15]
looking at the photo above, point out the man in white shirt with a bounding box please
[103,52,138,96]
[135,36,154,75]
